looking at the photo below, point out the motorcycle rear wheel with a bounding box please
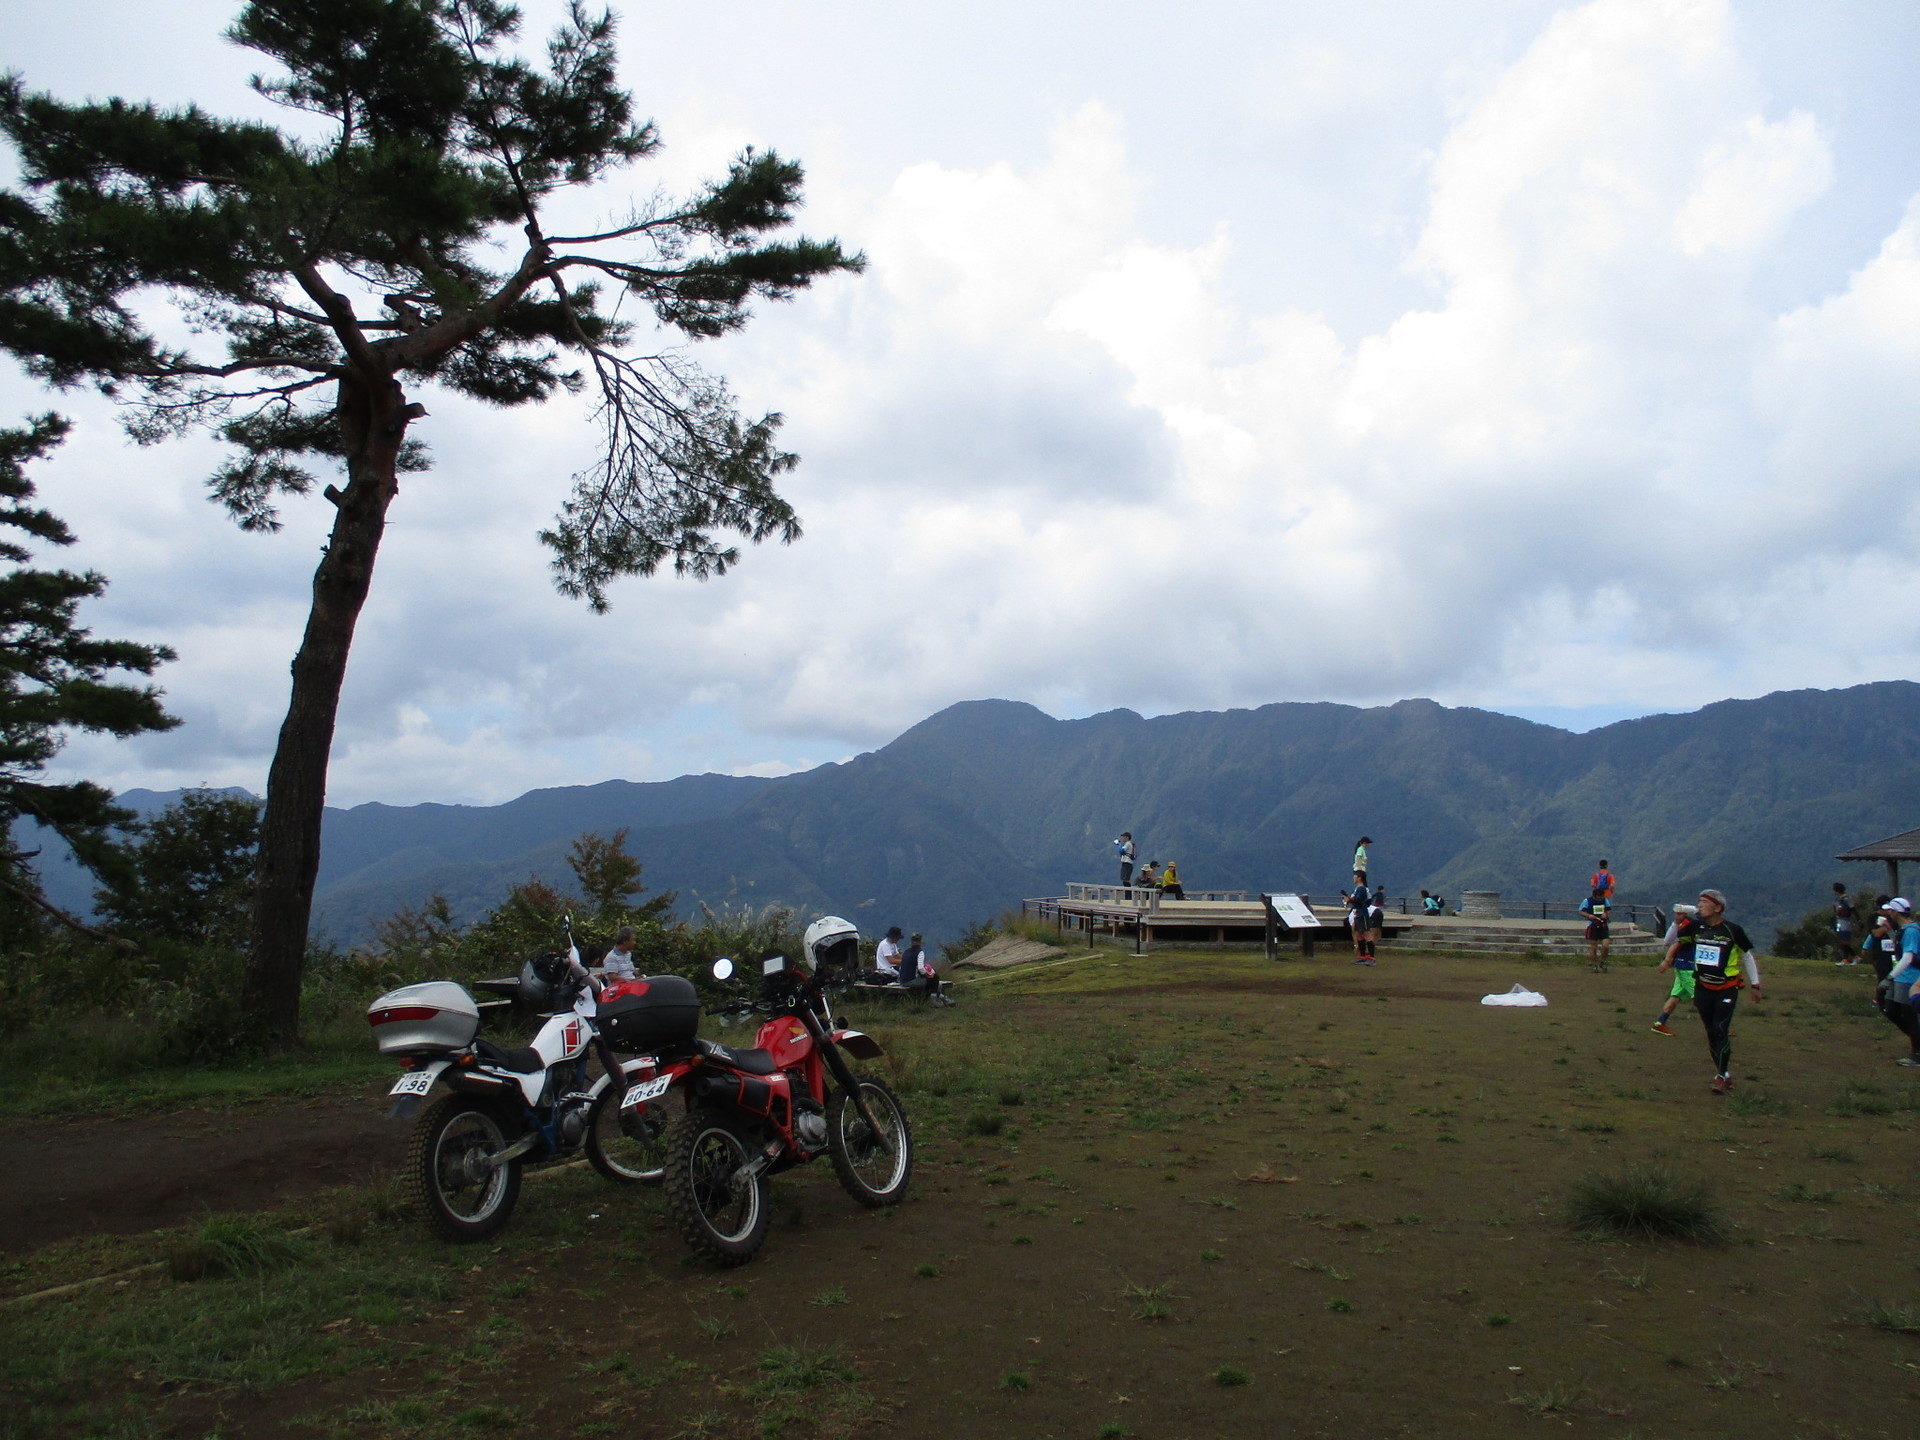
[827,1075,913,1207]
[586,1086,667,1184]
[408,1095,522,1241]
[663,1108,769,1266]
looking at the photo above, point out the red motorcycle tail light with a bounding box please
[368,1005,439,1026]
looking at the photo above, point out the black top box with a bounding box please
[597,975,701,1052]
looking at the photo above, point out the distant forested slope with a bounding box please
[310,681,1920,945]
[39,683,1918,947]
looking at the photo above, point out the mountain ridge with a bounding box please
[29,682,1919,947]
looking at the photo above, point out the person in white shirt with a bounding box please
[874,926,904,979]
[601,926,638,980]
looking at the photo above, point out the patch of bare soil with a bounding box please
[0,1080,404,1257]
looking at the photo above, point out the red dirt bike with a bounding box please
[622,938,913,1265]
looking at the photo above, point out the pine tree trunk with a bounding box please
[242,373,409,1044]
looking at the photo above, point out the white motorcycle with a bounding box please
[367,922,703,1240]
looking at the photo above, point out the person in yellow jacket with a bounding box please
[1159,861,1186,901]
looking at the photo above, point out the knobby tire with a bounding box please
[662,1107,769,1266]
[826,1075,913,1207]
[407,1094,522,1242]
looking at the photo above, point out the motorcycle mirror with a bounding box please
[710,957,735,982]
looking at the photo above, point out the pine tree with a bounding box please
[0,2,861,1040]
[0,415,177,929]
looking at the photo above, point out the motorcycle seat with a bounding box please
[475,1037,547,1074]
[698,1037,778,1076]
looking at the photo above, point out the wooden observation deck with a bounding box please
[1022,883,1665,957]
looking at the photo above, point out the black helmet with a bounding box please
[517,951,578,1014]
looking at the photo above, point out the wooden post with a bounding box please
[1889,859,1901,896]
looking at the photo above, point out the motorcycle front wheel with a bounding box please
[586,1087,667,1184]
[663,1108,769,1266]
[827,1075,913,1207]
[408,1095,522,1241]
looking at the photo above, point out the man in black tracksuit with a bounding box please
[1667,888,1764,1094]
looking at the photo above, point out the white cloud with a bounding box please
[21,0,1920,806]
[1675,110,1832,256]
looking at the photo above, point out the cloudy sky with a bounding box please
[6,0,1919,806]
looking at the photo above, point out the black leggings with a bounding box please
[1878,991,1920,1051]
[1693,986,1739,1074]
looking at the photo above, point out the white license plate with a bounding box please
[622,1075,672,1108]
[389,1071,435,1097]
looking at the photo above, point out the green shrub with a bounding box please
[1773,889,1876,959]
[941,918,1000,964]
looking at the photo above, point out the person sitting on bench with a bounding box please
[863,926,904,985]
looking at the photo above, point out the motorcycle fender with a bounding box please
[386,1058,453,1118]
[587,1054,658,1100]
[830,1029,884,1060]
[442,1069,519,1100]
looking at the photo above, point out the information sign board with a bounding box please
[1264,893,1320,929]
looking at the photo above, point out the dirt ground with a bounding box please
[5,948,1919,1440]
[0,1080,403,1258]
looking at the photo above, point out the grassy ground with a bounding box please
[4,946,1918,1440]
[0,1015,388,1124]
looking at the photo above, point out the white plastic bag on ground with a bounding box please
[1481,983,1548,1007]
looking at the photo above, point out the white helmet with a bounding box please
[803,915,861,974]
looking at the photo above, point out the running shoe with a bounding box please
[1897,1055,1920,1067]
[1710,1075,1730,1094]
[1650,1021,1674,1036]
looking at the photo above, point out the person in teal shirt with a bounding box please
[1878,898,1920,1067]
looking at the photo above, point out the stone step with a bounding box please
[1385,936,1665,954]
[1392,931,1663,947]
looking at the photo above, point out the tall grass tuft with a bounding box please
[168,1213,312,1281]
[1859,1300,1920,1335]
[1564,1167,1728,1243]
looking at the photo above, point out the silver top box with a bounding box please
[368,980,480,1055]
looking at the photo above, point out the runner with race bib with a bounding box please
[1666,888,1764,1094]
